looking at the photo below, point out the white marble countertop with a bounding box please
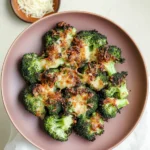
[0,0,150,149]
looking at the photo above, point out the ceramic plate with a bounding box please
[1,11,148,150]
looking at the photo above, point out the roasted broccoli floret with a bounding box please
[44,115,74,141]
[98,46,125,75]
[23,85,46,119]
[23,83,63,117]
[21,53,64,83]
[66,30,107,66]
[78,63,108,91]
[32,83,63,115]
[100,97,129,119]
[102,72,128,99]
[39,67,80,89]
[44,21,77,55]
[20,21,130,142]
[74,112,104,141]
[77,30,107,49]
[21,53,44,83]
[64,85,98,118]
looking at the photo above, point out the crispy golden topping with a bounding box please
[32,83,63,105]
[98,49,110,63]
[36,111,44,119]
[90,113,103,131]
[72,37,83,47]
[103,98,116,106]
[39,72,56,84]
[51,29,58,36]
[66,39,88,66]
[109,73,126,86]
[57,21,70,28]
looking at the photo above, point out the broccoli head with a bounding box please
[74,112,104,141]
[64,85,98,118]
[77,30,107,48]
[23,82,63,117]
[78,63,108,91]
[23,85,46,119]
[44,115,74,141]
[98,46,125,75]
[102,72,128,99]
[32,83,63,115]
[21,53,64,83]
[100,97,129,119]
[44,21,77,56]
[66,30,107,66]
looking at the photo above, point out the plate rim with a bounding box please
[1,11,149,150]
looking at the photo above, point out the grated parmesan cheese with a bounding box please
[17,0,54,18]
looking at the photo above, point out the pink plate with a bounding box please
[1,11,148,150]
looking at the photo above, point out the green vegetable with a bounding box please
[77,30,107,49]
[23,83,63,116]
[23,85,46,119]
[21,53,43,83]
[44,115,74,141]
[98,46,125,75]
[74,112,104,141]
[100,97,129,119]
[66,30,107,66]
[21,53,64,83]
[102,71,128,99]
[78,63,108,91]
[38,67,80,89]
[21,22,129,142]
[37,68,59,83]
[44,21,77,55]
[64,85,98,118]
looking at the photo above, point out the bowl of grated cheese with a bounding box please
[11,0,60,23]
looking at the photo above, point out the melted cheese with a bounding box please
[90,77,105,91]
[84,46,91,61]
[90,113,102,132]
[68,94,88,116]
[55,68,78,89]
[41,58,64,69]
[33,83,62,105]
[55,28,76,53]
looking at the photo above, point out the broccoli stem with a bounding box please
[103,61,116,76]
[117,83,129,99]
[116,99,129,109]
